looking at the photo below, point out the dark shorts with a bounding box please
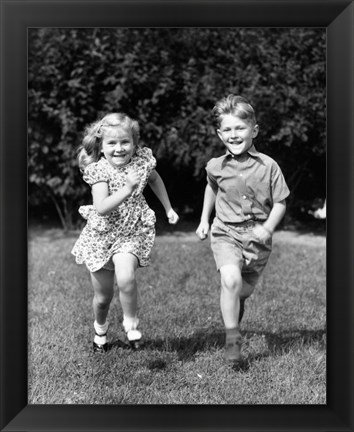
[210,217,272,287]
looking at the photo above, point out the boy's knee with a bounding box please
[220,265,242,292]
[241,273,262,298]
[240,279,256,298]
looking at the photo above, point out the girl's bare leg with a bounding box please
[112,253,142,347]
[90,268,114,352]
[112,253,139,318]
[91,268,115,325]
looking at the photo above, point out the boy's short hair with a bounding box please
[212,94,257,127]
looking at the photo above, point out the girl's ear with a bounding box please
[252,124,259,138]
[216,129,223,141]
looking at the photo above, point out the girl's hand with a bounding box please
[167,209,179,225]
[125,170,140,192]
[196,221,210,240]
[253,224,272,243]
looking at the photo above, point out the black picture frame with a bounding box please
[1,1,353,431]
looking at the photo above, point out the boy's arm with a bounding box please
[148,170,179,224]
[196,184,216,240]
[254,200,287,242]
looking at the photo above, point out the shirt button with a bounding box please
[242,195,247,199]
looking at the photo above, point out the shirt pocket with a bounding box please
[247,181,271,207]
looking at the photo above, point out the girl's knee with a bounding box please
[94,293,113,309]
[115,267,136,291]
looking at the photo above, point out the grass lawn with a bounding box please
[28,225,326,404]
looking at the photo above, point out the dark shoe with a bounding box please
[93,341,108,353]
[128,339,142,350]
[239,298,246,323]
[225,329,242,362]
[93,331,108,353]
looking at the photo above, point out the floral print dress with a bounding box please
[71,147,157,272]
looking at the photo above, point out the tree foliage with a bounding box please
[28,28,326,229]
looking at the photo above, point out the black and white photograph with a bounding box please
[1,1,353,431]
[28,26,327,404]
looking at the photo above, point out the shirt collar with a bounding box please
[225,145,259,159]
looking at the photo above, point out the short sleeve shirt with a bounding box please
[206,145,290,223]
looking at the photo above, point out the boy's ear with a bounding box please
[252,124,259,137]
[216,129,223,141]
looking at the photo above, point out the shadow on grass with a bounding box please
[142,326,326,372]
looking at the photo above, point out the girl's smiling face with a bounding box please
[217,114,258,156]
[101,126,135,168]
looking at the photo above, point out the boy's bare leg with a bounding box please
[219,264,243,361]
[220,264,243,327]
[239,278,257,323]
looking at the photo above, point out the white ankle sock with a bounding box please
[94,320,108,345]
[122,316,141,341]
[122,316,139,332]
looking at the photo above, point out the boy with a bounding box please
[196,94,290,363]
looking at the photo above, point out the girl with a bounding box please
[72,113,179,353]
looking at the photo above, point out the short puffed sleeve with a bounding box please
[82,161,109,186]
[136,147,157,172]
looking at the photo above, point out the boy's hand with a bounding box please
[196,221,210,240]
[253,224,272,243]
[167,209,179,225]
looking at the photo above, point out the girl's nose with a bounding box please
[230,129,237,138]
[114,143,123,152]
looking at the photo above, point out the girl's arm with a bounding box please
[196,184,216,240]
[253,200,287,242]
[92,170,140,216]
[148,170,179,224]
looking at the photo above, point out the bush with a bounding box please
[28,28,326,229]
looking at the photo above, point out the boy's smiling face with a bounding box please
[217,114,259,157]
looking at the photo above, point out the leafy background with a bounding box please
[28,28,326,230]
